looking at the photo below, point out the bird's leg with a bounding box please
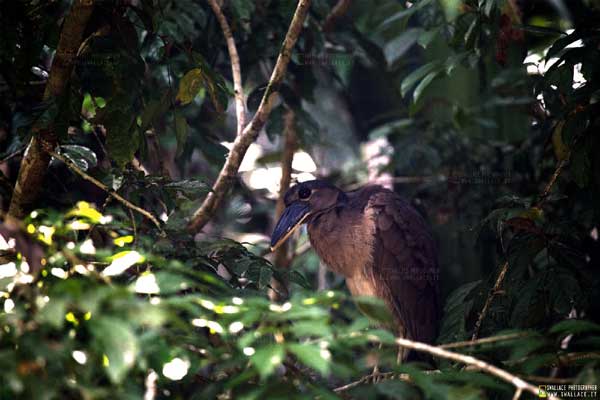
[397,345,408,364]
[369,343,384,383]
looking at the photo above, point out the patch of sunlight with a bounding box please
[192,318,207,327]
[221,142,262,172]
[113,235,134,247]
[3,298,15,313]
[51,268,68,279]
[72,350,87,365]
[67,201,103,224]
[199,299,215,310]
[79,239,96,255]
[229,321,244,333]
[214,305,239,314]
[0,262,17,279]
[243,347,255,356]
[69,220,91,230]
[292,151,317,172]
[295,172,316,182]
[37,225,55,245]
[102,251,145,276]
[134,273,160,294]
[0,233,15,250]
[162,358,189,381]
[269,302,292,312]
[246,166,281,193]
[232,297,244,305]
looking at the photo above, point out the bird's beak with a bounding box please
[270,202,311,252]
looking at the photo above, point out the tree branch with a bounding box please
[392,336,558,400]
[274,108,297,267]
[440,332,530,349]
[206,0,246,136]
[471,260,510,340]
[269,108,297,301]
[322,0,351,32]
[49,151,163,230]
[187,0,312,233]
[7,0,94,220]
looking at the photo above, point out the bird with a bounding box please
[270,180,440,361]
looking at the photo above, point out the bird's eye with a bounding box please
[298,187,311,199]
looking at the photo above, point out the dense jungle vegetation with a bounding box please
[0,0,599,399]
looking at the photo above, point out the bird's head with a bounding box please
[270,180,344,251]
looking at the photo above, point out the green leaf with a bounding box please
[376,380,420,399]
[289,320,331,337]
[438,280,481,343]
[369,119,413,140]
[550,320,600,336]
[413,70,441,103]
[401,62,440,97]
[417,28,439,49]
[102,106,139,167]
[354,296,394,324]
[288,343,330,375]
[376,0,433,33]
[384,28,423,66]
[250,344,284,379]
[230,0,255,21]
[483,0,495,16]
[176,68,205,105]
[60,145,97,171]
[91,317,138,384]
[36,298,67,329]
[164,179,210,197]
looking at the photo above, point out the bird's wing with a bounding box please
[367,190,440,344]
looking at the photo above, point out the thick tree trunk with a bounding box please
[7,0,94,219]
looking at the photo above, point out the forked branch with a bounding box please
[188,0,312,233]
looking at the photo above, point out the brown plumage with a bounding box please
[271,180,440,358]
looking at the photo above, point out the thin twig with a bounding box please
[440,332,530,349]
[274,108,297,266]
[391,337,558,400]
[49,150,163,230]
[322,0,351,32]
[206,0,246,136]
[270,108,297,301]
[128,208,138,243]
[512,387,523,400]
[0,147,26,164]
[334,335,559,398]
[334,372,409,392]
[534,154,571,208]
[188,0,312,233]
[471,260,509,340]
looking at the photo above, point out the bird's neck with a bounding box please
[307,201,376,279]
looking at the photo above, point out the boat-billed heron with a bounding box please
[271,180,439,359]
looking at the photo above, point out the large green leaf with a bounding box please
[288,343,330,375]
[250,344,284,379]
[91,316,139,384]
[401,62,441,97]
